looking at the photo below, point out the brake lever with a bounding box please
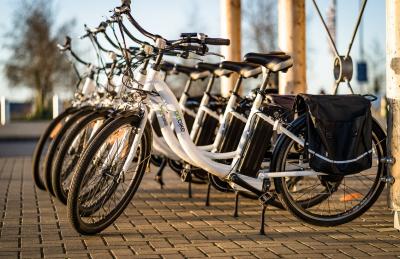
[204,52,225,59]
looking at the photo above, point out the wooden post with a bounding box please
[278,0,307,94]
[386,0,400,230]
[220,0,241,97]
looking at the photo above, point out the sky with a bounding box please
[0,0,386,102]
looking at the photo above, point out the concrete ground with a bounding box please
[0,157,400,258]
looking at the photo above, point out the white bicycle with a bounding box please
[66,1,387,236]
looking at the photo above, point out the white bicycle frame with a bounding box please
[118,66,326,193]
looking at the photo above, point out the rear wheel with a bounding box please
[67,115,151,235]
[272,115,387,226]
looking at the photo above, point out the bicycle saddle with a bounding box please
[174,64,200,75]
[196,62,220,72]
[171,64,209,80]
[196,62,232,78]
[220,61,262,78]
[160,61,175,73]
[244,52,293,73]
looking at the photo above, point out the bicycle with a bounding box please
[66,2,387,236]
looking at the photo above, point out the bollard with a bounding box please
[1,96,10,126]
[52,94,61,119]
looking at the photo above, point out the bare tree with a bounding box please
[3,0,75,118]
[243,0,277,52]
[241,0,278,89]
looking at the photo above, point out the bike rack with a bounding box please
[311,0,368,94]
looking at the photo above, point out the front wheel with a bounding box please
[67,114,151,235]
[32,107,78,190]
[52,110,111,204]
[271,115,387,227]
[43,108,94,195]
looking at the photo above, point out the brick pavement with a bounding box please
[0,157,400,258]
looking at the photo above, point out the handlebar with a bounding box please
[113,2,158,42]
[204,38,230,46]
[57,36,71,51]
[180,33,198,38]
[112,1,229,58]
[117,20,147,45]
[102,31,120,49]
[125,12,159,41]
[180,33,230,46]
[80,22,107,39]
[57,36,91,66]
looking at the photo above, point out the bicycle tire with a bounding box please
[67,114,151,235]
[52,110,112,204]
[32,107,79,190]
[272,115,387,226]
[43,108,94,195]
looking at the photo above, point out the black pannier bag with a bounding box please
[295,94,372,176]
[265,94,296,123]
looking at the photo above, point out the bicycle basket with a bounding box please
[295,94,372,176]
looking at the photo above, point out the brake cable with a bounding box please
[311,0,368,94]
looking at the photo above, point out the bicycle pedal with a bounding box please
[259,192,273,205]
[262,178,271,193]
[180,169,192,182]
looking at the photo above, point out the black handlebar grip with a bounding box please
[180,33,198,38]
[204,38,230,46]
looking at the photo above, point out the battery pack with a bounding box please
[151,115,163,137]
[237,114,273,177]
[184,112,195,132]
[215,112,246,153]
[192,109,219,146]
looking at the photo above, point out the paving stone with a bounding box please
[1,158,400,258]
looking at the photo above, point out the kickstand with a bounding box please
[205,182,211,206]
[258,190,273,235]
[180,167,193,198]
[259,204,267,235]
[233,191,239,218]
[154,159,167,189]
[188,178,192,198]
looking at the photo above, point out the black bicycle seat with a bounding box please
[244,52,293,73]
[174,64,200,76]
[220,61,262,78]
[160,61,175,73]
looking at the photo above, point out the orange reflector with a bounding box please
[120,145,129,158]
[340,193,363,202]
[50,123,63,138]
[107,128,127,145]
